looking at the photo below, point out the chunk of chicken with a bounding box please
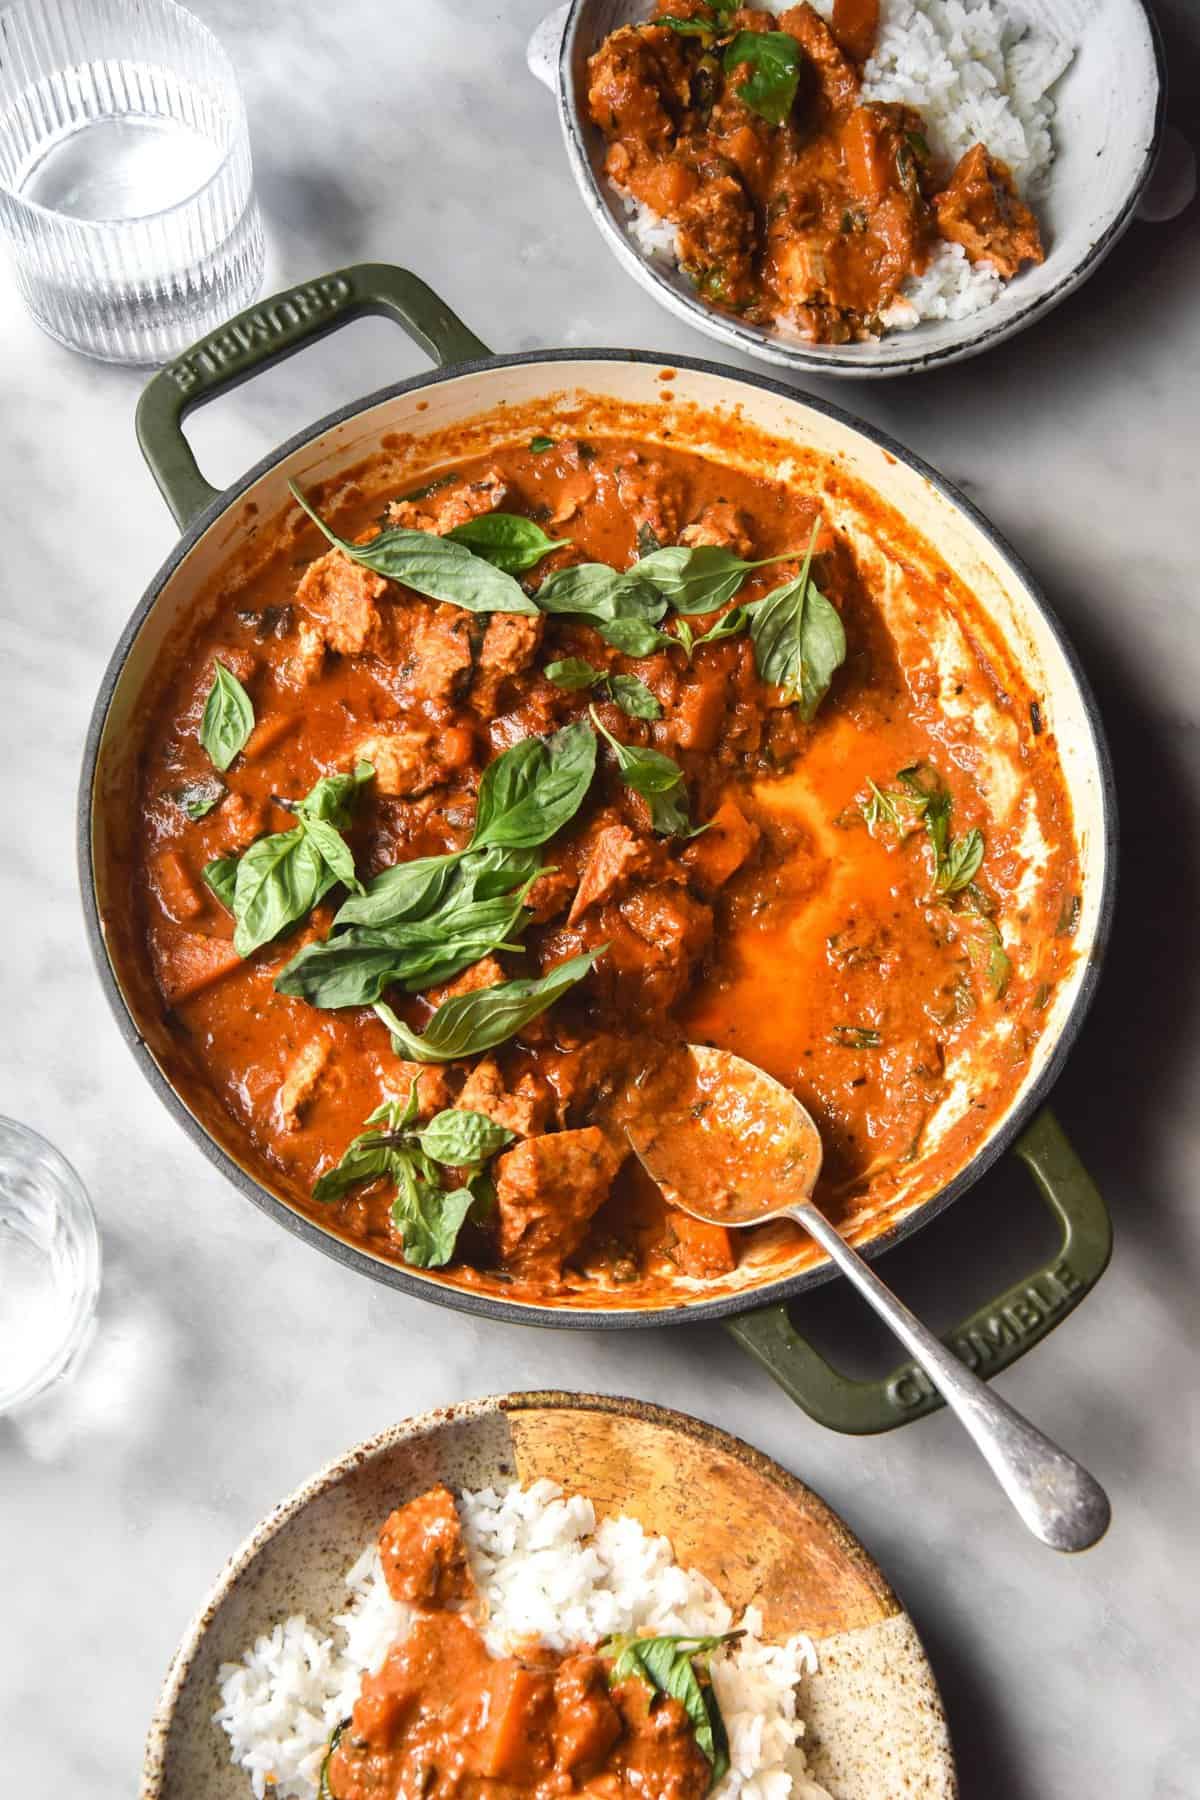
[294,549,393,657]
[675,164,759,310]
[456,1057,555,1139]
[934,143,1044,278]
[471,612,545,713]
[493,1127,626,1275]
[679,502,754,559]
[568,823,672,925]
[357,725,441,798]
[379,1485,474,1608]
[406,604,475,703]
[277,1037,331,1132]
[587,23,690,152]
[387,467,509,534]
[428,956,506,1007]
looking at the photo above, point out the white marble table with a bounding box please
[2,3,1198,1793]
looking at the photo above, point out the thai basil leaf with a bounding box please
[545,656,602,691]
[695,604,752,647]
[748,528,846,722]
[334,852,460,930]
[390,1169,477,1268]
[960,908,1012,999]
[275,878,537,1007]
[599,616,675,657]
[861,778,927,840]
[314,1089,505,1269]
[445,512,570,575]
[415,1108,514,1166]
[723,28,802,125]
[203,854,239,912]
[896,767,985,895]
[529,435,555,453]
[635,544,801,615]
[470,721,597,850]
[199,662,254,771]
[608,674,662,720]
[175,776,225,820]
[219,766,372,957]
[535,562,667,625]
[231,826,334,958]
[298,760,374,828]
[660,13,723,36]
[590,706,693,837]
[289,481,539,616]
[938,827,984,895]
[374,947,603,1063]
[604,1633,735,1786]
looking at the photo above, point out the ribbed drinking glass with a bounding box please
[0,1118,101,1413]
[0,0,265,363]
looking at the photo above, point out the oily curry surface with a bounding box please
[123,410,1080,1306]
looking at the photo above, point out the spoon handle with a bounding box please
[788,1202,1110,1552]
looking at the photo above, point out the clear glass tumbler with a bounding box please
[0,0,265,363]
[0,1118,101,1413]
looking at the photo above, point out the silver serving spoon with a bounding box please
[622,1044,1110,1553]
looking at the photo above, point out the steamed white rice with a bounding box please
[620,0,1074,333]
[215,1479,833,1800]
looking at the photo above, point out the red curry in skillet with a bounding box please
[129,409,1080,1305]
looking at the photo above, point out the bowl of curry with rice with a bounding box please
[81,261,1114,1430]
[530,0,1164,374]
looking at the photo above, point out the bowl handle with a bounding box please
[527,4,570,92]
[135,263,491,530]
[725,1107,1112,1434]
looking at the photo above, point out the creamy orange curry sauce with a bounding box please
[124,406,1079,1305]
[326,1486,715,1800]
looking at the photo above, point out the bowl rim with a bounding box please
[140,1388,957,1800]
[78,346,1118,1328]
[553,0,1167,377]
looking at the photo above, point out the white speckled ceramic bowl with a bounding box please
[141,1394,957,1799]
[528,0,1166,376]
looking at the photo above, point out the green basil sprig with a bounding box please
[535,561,668,628]
[276,868,539,1009]
[374,947,602,1064]
[205,761,373,957]
[590,705,694,837]
[529,435,556,453]
[748,527,846,722]
[603,1632,737,1788]
[199,662,254,771]
[545,659,662,720]
[894,766,985,896]
[635,544,804,615]
[723,28,802,125]
[290,481,539,616]
[274,727,594,1007]
[470,718,597,850]
[445,512,569,574]
[313,1084,512,1268]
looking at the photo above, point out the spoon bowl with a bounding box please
[623,1043,1111,1554]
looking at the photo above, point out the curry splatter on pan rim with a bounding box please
[78,270,1117,1428]
[140,1391,958,1800]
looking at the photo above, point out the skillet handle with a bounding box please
[725,1107,1112,1434]
[135,263,491,529]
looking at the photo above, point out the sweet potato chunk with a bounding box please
[494,1128,626,1274]
[682,797,760,894]
[669,1209,737,1278]
[379,1484,474,1608]
[934,143,1044,278]
[156,932,242,1006]
[152,850,205,924]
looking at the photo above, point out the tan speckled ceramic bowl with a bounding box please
[142,1393,957,1799]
